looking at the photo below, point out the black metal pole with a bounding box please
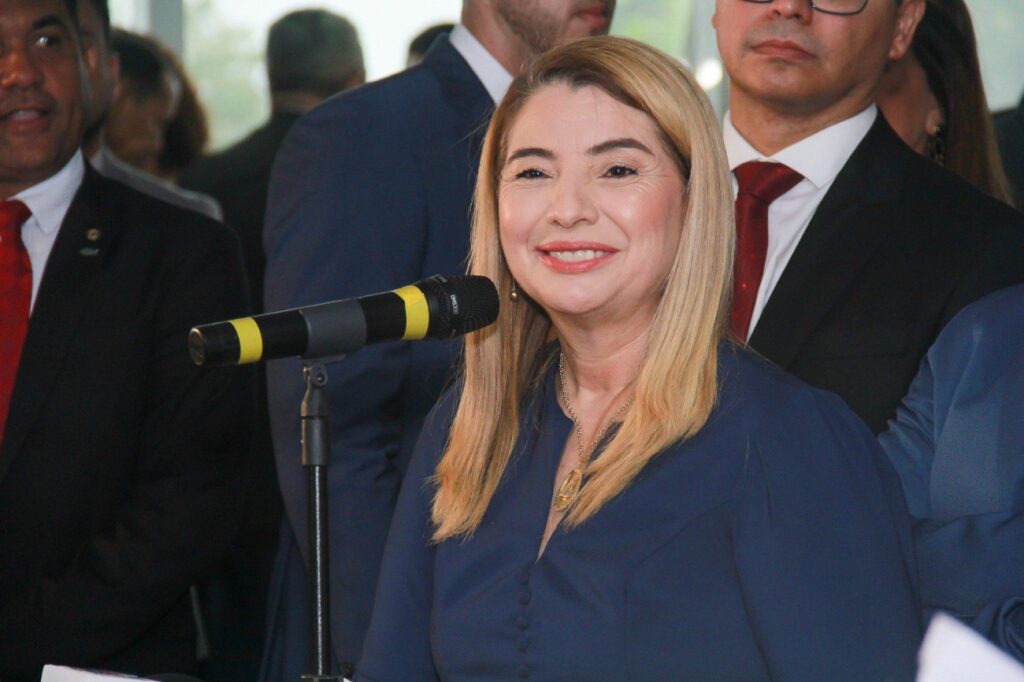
[300,364,344,682]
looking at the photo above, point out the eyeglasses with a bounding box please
[739,0,870,17]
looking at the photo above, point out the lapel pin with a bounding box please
[86,228,101,242]
[80,247,100,257]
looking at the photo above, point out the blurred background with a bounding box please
[109,1,1023,152]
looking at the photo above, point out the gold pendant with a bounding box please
[553,468,583,512]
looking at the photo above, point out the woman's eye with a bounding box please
[604,165,638,178]
[515,168,547,180]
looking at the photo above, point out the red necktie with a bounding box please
[0,199,32,441]
[731,162,803,341]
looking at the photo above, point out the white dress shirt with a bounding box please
[449,23,514,104]
[12,150,85,311]
[723,105,877,338]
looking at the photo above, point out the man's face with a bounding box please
[77,0,118,133]
[713,0,923,118]
[495,0,616,56]
[0,0,92,196]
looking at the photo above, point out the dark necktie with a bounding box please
[731,161,803,341]
[0,200,33,441]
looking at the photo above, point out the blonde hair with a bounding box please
[432,37,735,540]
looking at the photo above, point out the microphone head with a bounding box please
[421,275,499,338]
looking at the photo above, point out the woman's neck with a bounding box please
[554,316,650,412]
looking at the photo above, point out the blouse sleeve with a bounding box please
[354,392,457,682]
[733,389,922,681]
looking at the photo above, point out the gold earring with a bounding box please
[510,280,520,302]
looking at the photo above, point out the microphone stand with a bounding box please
[300,363,344,682]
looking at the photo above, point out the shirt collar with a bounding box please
[13,150,85,236]
[448,23,514,104]
[723,105,877,189]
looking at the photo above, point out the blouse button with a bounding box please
[518,664,530,678]
[518,589,531,605]
[518,569,530,585]
[517,636,529,652]
[516,616,529,630]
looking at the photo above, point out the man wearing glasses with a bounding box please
[713,0,1024,433]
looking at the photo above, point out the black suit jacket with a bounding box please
[180,110,300,312]
[0,168,251,680]
[748,116,1024,433]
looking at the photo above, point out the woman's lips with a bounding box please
[536,241,618,274]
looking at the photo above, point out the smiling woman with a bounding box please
[354,35,923,682]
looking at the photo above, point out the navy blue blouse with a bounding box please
[356,347,921,681]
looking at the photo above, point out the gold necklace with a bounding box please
[553,353,634,512]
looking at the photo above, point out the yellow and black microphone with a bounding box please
[189,274,499,367]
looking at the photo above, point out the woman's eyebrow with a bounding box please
[588,138,653,156]
[506,147,555,163]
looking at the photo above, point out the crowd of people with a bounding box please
[0,0,1022,680]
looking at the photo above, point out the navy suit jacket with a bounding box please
[261,37,493,678]
[880,284,1024,660]
[358,347,922,681]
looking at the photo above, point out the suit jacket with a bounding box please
[880,284,1024,661]
[0,168,251,681]
[178,110,300,682]
[180,110,301,310]
[748,116,1024,433]
[261,36,493,678]
[358,347,921,681]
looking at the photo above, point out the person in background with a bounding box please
[876,0,1015,206]
[178,10,364,681]
[105,30,179,175]
[995,90,1024,208]
[880,284,1024,661]
[261,0,616,677]
[182,8,364,309]
[712,0,1024,434]
[156,45,210,182]
[77,0,221,220]
[0,0,250,678]
[407,22,455,66]
[357,36,921,681]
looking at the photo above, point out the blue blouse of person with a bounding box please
[880,284,1024,661]
[356,344,922,681]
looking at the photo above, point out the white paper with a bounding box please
[918,613,1024,682]
[40,665,157,682]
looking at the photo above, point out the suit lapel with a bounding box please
[423,35,495,151]
[0,169,116,482]
[748,117,910,368]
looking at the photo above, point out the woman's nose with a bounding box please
[546,174,599,229]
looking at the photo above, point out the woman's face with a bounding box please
[498,83,686,330]
[105,77,177,175]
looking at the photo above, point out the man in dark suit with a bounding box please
[177,11,363,680]
[712,0,1024,433]
[260,0,616,677]
[0,1,250,679]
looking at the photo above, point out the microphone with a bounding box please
[189,274,499,367]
